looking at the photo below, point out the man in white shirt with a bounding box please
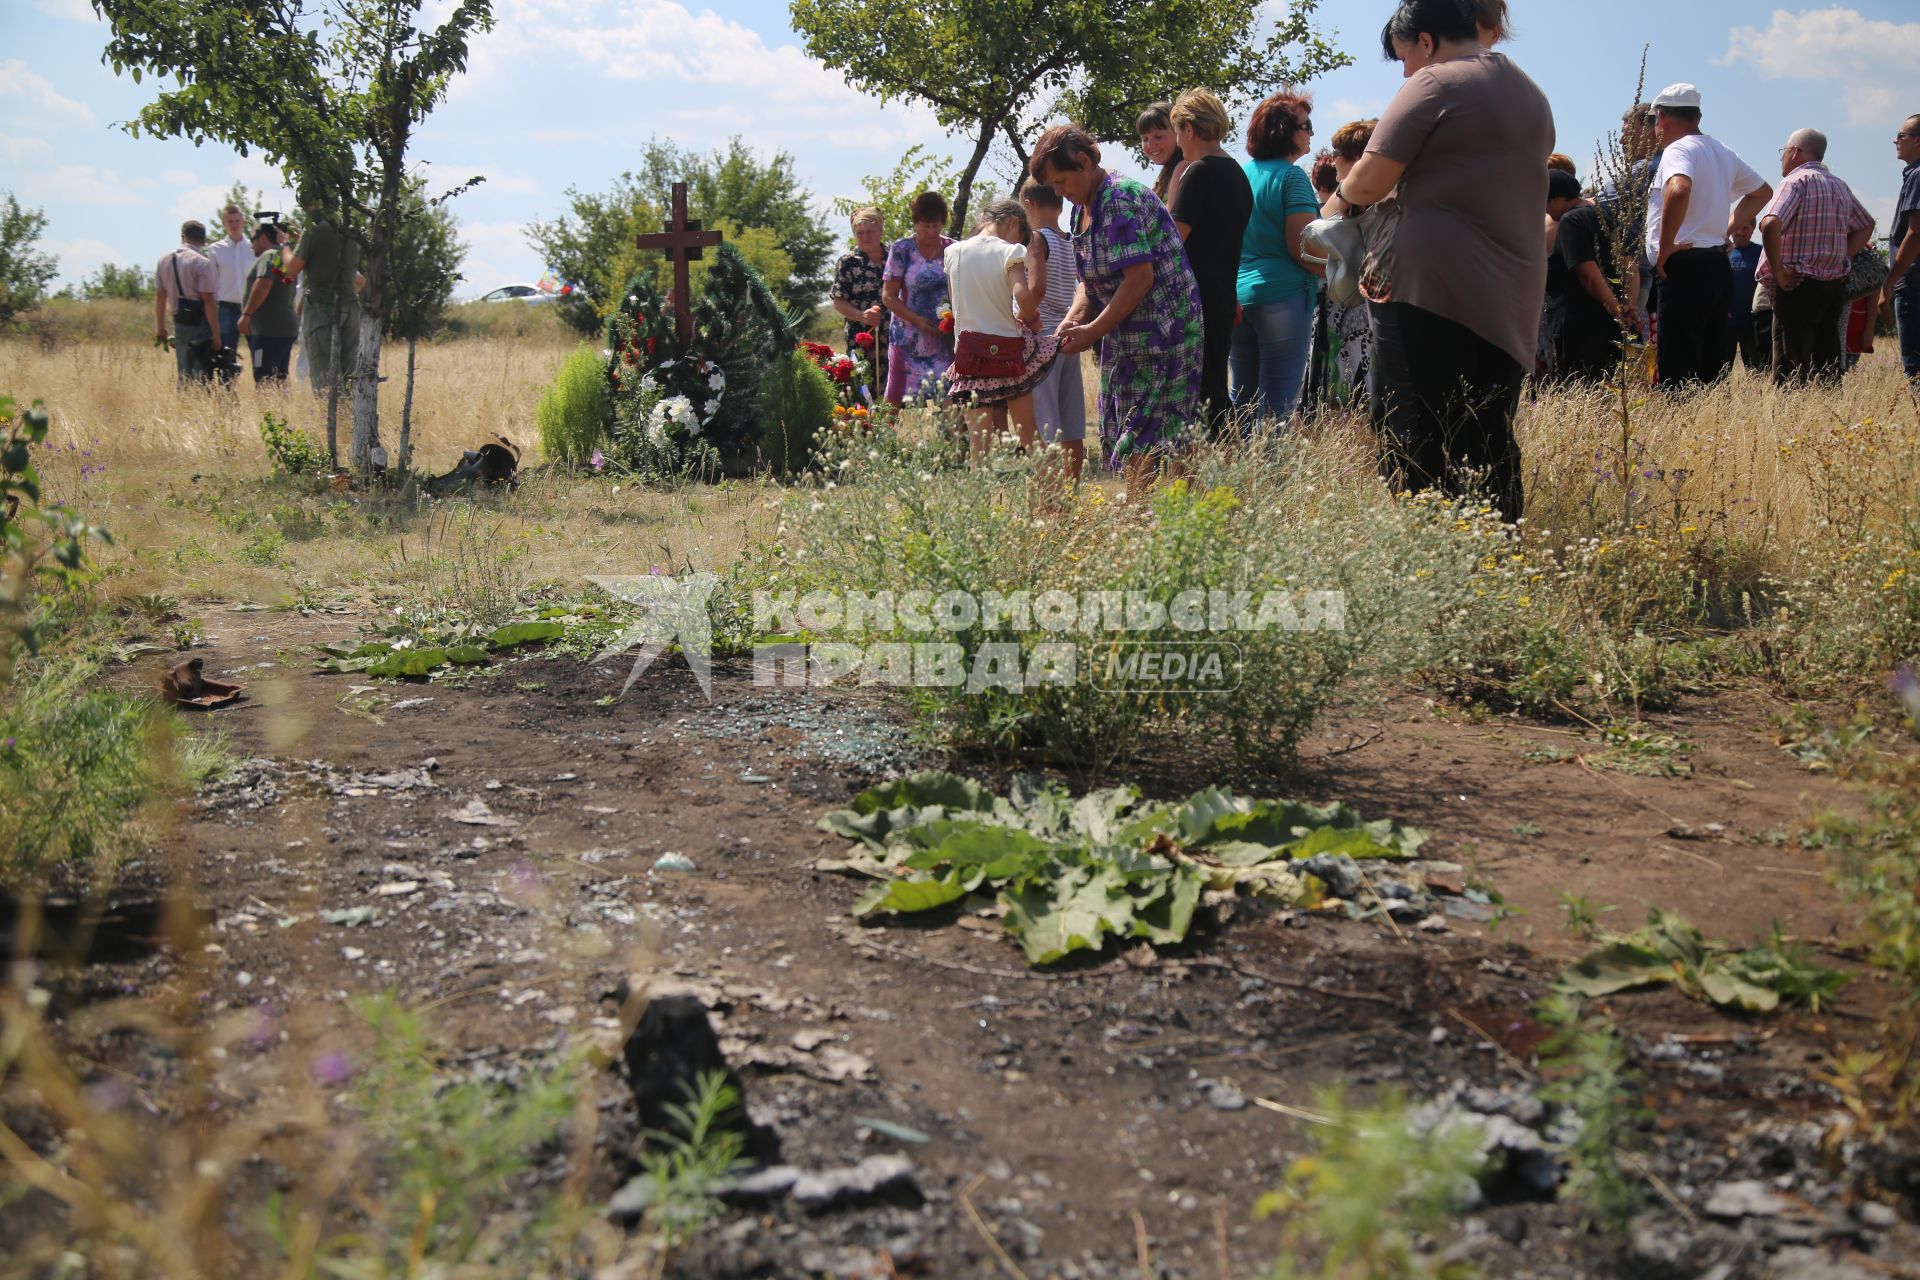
[206,203,258,356]
[1645,83,1773,388]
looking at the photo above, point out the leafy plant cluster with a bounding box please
[0,191,58,326]
[1257,1088,1487,1280]
[317,615,570,678]
[1535,994,1645,1238]
[1556,907,1847,1013]
[820,771,1424,965]
[259,410,328,480]
[2,396,111,663]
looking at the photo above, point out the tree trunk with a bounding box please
[1002,120,1031,180]
[324,304,343,467]
[950,114,1000,238]
[399,336,418,474]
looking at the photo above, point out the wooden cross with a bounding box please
[635,181,724,350]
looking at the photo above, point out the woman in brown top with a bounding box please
[1322,0,1552,522]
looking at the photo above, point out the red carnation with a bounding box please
[938,314,954,335]
[854,331,874,350]
[646,337,657,356]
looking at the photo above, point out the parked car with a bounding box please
[479,284,553,304]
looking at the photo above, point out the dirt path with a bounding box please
[66,607,1879,1275]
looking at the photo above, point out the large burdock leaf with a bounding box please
[1003,863,1134,965]
[1557,909,1845,1013]
[853,869,978,917]
[1556,940,1679,998]
[487,620,566,648]
[1131,864,1204,944]
[366,647,449,678]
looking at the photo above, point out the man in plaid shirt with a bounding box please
[1758,127,1876,384]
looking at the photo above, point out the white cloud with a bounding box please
[24,164,149,208]
[1326,98,1388,127]
[0,57,97,130]
[41,237,130,287]
[1,136,53,165]
[423,165,539,199]
[457,0,941,146]
[459,220,540,294]
[1721,7,1920,126]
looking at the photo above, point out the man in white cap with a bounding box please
[1645,83,1772,388]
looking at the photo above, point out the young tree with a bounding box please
[97,0,493,475]
[0,193,58,326]
[381,179,467,475]
[526,136,833,332]
[790,0,1350,232]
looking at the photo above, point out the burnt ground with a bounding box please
[8,605,1918,1278]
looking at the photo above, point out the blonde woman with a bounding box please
[1169,88,1253,433]
[830,206,888,365]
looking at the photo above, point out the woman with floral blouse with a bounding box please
[1029,123,1203,493]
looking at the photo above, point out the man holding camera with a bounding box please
[154,220,230,385]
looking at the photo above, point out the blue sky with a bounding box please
[4,1,1916,298]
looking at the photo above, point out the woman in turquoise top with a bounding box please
[1231,90,1323,426]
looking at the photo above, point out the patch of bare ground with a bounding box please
[10,605,1908,1278]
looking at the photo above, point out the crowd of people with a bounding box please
[155,204,364,396]
[825,0,1920,517]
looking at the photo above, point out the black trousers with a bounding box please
[249,335,295,384]
[1656,247,1733,388]
[1770,276,1850,386]
[1368,300,1526,523]
[1199,298,1237,438]
[1731,318,1765,371]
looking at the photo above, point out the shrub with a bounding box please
[758,346,836,474]
[765,430,1504,775]
[259,410,327,478]
[534,343,612,466]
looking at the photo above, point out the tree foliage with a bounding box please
[96,0,493,474]
[526,136,833,333]
[81,263,154,302]
[828,144,995,246]
[790,0,1350,231]
[0,193,58,326]
[382,179,466,344]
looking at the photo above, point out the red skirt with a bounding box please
[946,332,1062,406]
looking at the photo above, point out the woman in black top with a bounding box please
[1168,89,1255,435]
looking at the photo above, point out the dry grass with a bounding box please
[0,332,776,609]
[3,327,1914,627]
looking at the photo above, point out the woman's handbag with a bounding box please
[1300,216,1367,308]
[953,330,1025,379]
[1846,247,1890,301]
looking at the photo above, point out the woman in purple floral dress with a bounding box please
[1030,124,1203,488]
[882,190,957,405]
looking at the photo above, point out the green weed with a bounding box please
[1536,993,1644,1237]
[1258,1088,1486,1280]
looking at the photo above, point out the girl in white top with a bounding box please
[944,199,1062,458]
